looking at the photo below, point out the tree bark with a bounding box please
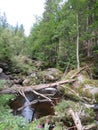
[0,79,76,94]
[76,13,80,71]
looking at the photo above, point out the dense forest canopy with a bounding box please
[28,0,98,73]
[0,0,98,75]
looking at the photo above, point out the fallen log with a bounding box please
[0,67,89,95]
[0,79,76,94]
[68,108,83,130]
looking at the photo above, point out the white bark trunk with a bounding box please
[76,13,80,71]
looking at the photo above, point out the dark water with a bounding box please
[9,89,98,128]
[93,104,98,122]
[9,88,61,122]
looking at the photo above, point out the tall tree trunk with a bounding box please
[86,4,91,57]
[86,0,96,57]
[76,13,80,71]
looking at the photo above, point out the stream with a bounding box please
[9,91,98,124]
[9,88,62,122]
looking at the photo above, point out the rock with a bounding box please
[23,68,63,85]
[77,74,85,83]
[38,68,63,83]
[61,69,98,103]
[83,84,98,95]
[22,72,39,86]
[38,87,58,96]
[0,62,9,70]
[82,84,98,102]
[0,68,3,73]
[0,72,9,80]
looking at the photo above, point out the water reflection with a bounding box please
[9,88,61,122]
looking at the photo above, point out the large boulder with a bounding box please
[37,68,63,83]
[0,67,9,80]
[62,69,98,103]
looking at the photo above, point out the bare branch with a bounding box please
[68,108,83,130]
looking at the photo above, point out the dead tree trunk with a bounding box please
[0,79,76,94]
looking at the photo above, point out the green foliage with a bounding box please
[11,55,37,75]
[0,80,6,89]
[28,0,62,68]
[0,90,50,130]
[28,0,98,72]
[28,120,50,130]
[0,112,29,130]
[0,28,12,59]
[0,93,29,130]
[55,100,76,117]
[0,1,98,129]
[0,79,29,129]
[28,0,80,69]
[55,99,95,127]
[0,12,29,66]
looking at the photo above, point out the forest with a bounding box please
[0,0,98,130]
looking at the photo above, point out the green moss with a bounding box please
[62,69,77,80]
[0,80,7,89]
[55,99,95,125]
[95,93,98,102]
[83,78,98,86]
[61,68,98,102]
[63,68,89,79]
[0,94,14,105]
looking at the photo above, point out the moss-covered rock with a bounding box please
[22,72,40,86]
[23,68,63,85]
[61,69,98,103]
[38,68,63,83]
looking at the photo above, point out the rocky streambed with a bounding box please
[0,66,98,129]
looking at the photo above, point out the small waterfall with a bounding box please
[9,90,61,122]
[21,100,34,122]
